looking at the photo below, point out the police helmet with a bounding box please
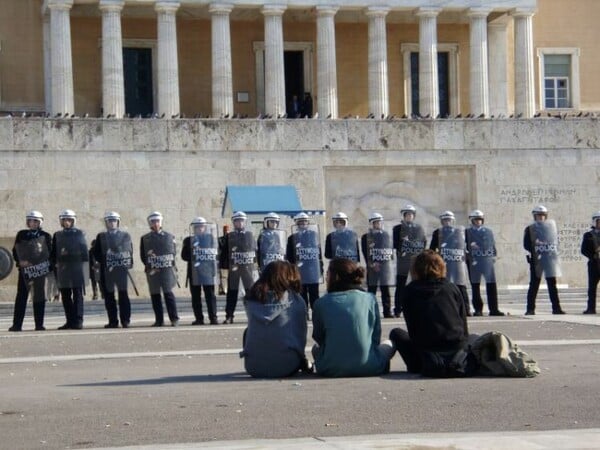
[231,211,247,222]
[469,209,485,223]
[59,209,77,225]
[104,211,121,225]
[147,211,163,226]
[191,216,208,226]
[332,212,349,226]
[26,210,44,225]
[368,212,384,223]
[294,212,310,223]
[592,211,600,227]
[400,204,417,217]
[439,210,455,222]
[263,212,280,228]
[531,205,548,216]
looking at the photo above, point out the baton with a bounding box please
[127,271,140,296]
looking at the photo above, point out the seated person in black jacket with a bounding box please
[389,249,476,377]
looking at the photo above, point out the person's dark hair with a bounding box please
[410,249,447,281]
[326,258,365,293]
[247,260,302,303]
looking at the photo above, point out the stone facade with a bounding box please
[0,117,599,300]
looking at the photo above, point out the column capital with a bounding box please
[512,8,536,18]
[209,3,233,15]
[415,7,441,18]
[47,0,73,11]
[99,0,125,13]
[155,0,180,14]
[467,7,492,19]
[365,6,390,18]
[315,5,339,17]
[261,4,286,17]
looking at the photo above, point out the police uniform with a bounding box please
[361,231,393,318]
[182,233,218,325]
[580,227,600,314]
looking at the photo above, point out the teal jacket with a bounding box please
[312,289,388,377]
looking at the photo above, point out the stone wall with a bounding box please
[0,117,599,299]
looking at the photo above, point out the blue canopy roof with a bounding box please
[221,185,324,218]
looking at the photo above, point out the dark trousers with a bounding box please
[471,282,500,313]
[225,271,254,319]
[526,268,561,312]
[60,287,84,327]
[457,284,471,315]
[394,274,409,316]
[104,290,131,326]
[301,283,320,309]
[368,285,392,317]
[389,328,421,373]
[12,274,46,330]
[586,263,599,312]
[190,284,217,322]
[151,291,178,324]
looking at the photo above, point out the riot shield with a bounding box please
[189,223,218,286]
[466,227,496,283]
[439,226,468,286]
[330,229,359,261]
[366,230,396,287]
[143,232,177,295]
[0,247,13,281]
[100,230,133,293]
[397,223,426,276]
[291,224,322,284]
[258,229,287,270]
[15,236,51,282]
[530,220,562,278]
[228,230,257,292]
[55,230,89,289]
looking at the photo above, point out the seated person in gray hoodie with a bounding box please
[241,260,311,378]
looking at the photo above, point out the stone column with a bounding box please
[366,7,390,119]
[416,7,440,118]
[513,9,536,118]
[48,0,74,116]
[468,8,491,117]
[316,6,338,119]
[100,0,125,118]
[155,0,180,117]
[210,3,234,118]
[42,12,52,114]
[488,18,509,117]
[262,5,286,117]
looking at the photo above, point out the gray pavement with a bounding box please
[1,289,599,449]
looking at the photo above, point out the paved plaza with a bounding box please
[0,290,599,449]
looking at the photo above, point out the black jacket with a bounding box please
[12,229,52,269]
[581,229,600,265]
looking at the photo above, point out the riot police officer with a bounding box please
[257,212,287,271]
[324,212,360,262]
[392,204,426,317]
[140,211,180,326]
[181,217,219,325]
[524,205,565,315]
[92,211,133,328]
[218,211,256,324]
[361,213,395,318]
[580,211,600,314]
[51,209,89,329]
[465,210,504,316]
[9,210,52,331]
[430,211,471,315]
[286,212,323,310]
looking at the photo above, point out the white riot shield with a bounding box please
[100,230,133,293]
[55,229,89,289]
[143,232,177,295]
[439,226,468,286]
[189,223,218,286]
[258,229,287,270]
[292,224,322,284]
[228,230,257,292]
[15,236,51,282]
[331,229,359,261]
[530,220,562,278]
[466,227,496,283]
[366,230,396,287]
[397,223,426,276]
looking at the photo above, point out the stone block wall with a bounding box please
[0,116,599,300]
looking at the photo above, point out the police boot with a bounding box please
[33,301,46,331]
[486,283,505,316]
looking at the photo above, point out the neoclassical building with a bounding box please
[1,0,598,119]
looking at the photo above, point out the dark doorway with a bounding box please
[284,51,304,117]
[410,51,450,118]
[123,47,154,117]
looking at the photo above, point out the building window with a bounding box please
[537,48,580,111]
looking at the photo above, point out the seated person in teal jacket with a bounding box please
[312,258,395,377]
